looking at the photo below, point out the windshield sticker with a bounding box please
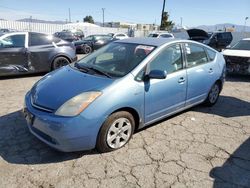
[135,45,155,55]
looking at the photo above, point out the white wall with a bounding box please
[0,20,129,36]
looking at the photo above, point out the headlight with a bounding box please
[55,91,102,117]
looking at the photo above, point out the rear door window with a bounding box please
[184,43,208,68]
[29,33,53,46]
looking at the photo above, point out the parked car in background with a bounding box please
[148,32,174,38]
[222,38,250,75]
[53,31,77,42]
[108,33,129,40]
[73,34,114,54]
[62,29,85,40]
[0,32,77,76]
[0,28,11,33]
[23,38,225,152]
[187,29,233,51]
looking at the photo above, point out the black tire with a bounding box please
[52,56,70,70]
[96,111,135,153]
[204,82,221,106]
[82,45,92,54]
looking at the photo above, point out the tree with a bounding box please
[160,12,174,31]
[83,16,94,24]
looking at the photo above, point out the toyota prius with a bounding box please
[23,38,226,152]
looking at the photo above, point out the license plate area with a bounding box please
[23,108,35,126]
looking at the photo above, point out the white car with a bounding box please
[108,33,128,40]
[148,32,174,39]
[222,38,250,75]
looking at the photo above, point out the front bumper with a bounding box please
[23,92,102,152]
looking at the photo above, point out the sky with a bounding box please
[0,0,249,27]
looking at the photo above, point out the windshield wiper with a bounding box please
[88,66,112,78]
[75,62,111,78]
[74,62,89,73]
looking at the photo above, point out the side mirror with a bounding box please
[145,70,167,80]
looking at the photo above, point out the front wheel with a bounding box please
[204,82,221,106]
[96,111,135,153]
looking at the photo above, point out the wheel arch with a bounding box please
[111,107,141,131]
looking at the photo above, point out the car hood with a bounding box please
[187,29,209,40]
[30,65,114,111]
[222,49,250,58]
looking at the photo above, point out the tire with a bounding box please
[204,82,221,106]
[96,111,135,153]
[52,56,70,70]
[82,45,92,54]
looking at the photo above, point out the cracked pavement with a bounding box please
[0,74,249,188]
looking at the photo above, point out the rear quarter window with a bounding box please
[206,48,216,61]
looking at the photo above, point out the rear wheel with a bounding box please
[52,56,70,70]
[96,111,135,153]
[204,82,220,106]
[82,45,92,54]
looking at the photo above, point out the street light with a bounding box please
[102,8,105,27]
[244,17,249,32]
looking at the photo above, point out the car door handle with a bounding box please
[178,77,185,83]
[208,68,213,74]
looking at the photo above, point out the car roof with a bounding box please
[114,37,177,47]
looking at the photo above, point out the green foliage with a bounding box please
[160,12,174,31]
[83,16,94,24]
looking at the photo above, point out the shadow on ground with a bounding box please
[0,95,249,165]
[226,75,250,83]
[210,138,250,187]
[0,110,97,165]
[193,95,250,118]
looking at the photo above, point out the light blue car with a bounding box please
[23,38,226,152]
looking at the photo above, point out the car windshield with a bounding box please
[75,42,155,78]
[148,34,159,38]
[232,40,250,50]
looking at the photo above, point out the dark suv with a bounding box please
[187,29,233,51]
[0,32,77,76]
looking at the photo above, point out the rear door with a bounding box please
[183,43,217,106]
[28,33,56,72]
[0,33,28,75]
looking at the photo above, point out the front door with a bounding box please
[0,34,28,75]
[144,43,187,124]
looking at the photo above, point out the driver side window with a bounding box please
[0,34,25,48]
[148,44,183,74]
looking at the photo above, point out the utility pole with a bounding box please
[180,17,183,28]
[160,0,166,30]
[68,8,71,23]
[102,8,105,27]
